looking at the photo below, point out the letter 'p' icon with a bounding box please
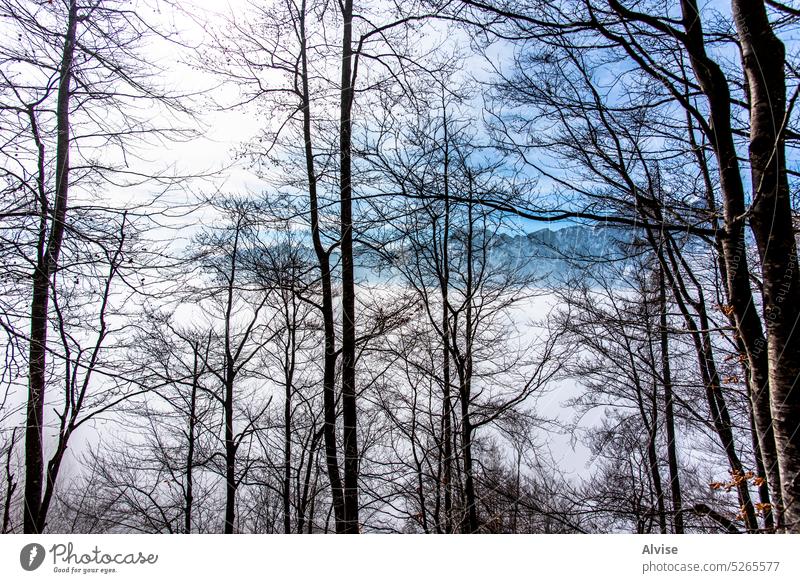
[20,543,46,571]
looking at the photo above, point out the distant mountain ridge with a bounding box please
[490,225,630,284]
[350,225,630,286]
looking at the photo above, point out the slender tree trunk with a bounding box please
[659,265,684,534]
[339,0,359,534]
[662,240,759,531]
[185,346,200,534]
[298,428,322,534]
[297,1,345,532]
[639,265,664,533]
[24,0,78,535]
[441,268,453,535]
[460,396,477,532]
[440,109,453,533]
[627,293,666,534]
[410,397,429,533]
[460,179,479,533]
[2,428,17,534]
[224,373,236,534]
[283,378,292,534]
[642,224,758,531]
[513,446,522,533]
[223,233,239,535]
[283,296,297,534]
[38,427,71,533]
[645,383,667,534]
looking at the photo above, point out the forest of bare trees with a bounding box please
[1,0,799,534]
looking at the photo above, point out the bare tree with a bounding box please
[454,0,800,532]
[0,0,197,533]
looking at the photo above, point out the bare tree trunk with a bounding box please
[409,386,430,533]
[639,220,758,531]
[674,0,789,531]
[283,378,292,534]
[2,428,18,533]
[685,107,783,526]
[185,344,200,534]
[223,376,236,533]
[622,285,666,533]
[339,0,359,534]
[185,414,196,534]
[297,0,345,532]
[750,405,775,531]
[24,0,78,535]
[223,231,239,534]
[440,107,453,533]
[459,178,479,533]
[661,238,759,531]
[283,294,297,534]
[731,0,800,532]
[636,261,664,533]
[298,427,322,534]
[645,381,667,534]
[659,265,684,534]
[715,241,781,529]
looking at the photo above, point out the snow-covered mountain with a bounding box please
[489,225,630,285]
[339,225,632,286]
